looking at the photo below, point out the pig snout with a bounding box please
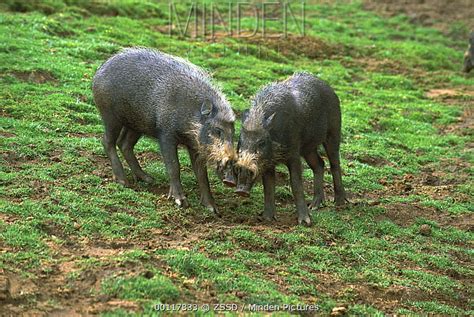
[223,170,236,187]
[235,184,251,197]
[235,172,253,197]
[217,161,236,187]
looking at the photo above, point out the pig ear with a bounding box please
[201,101,214,116]
[264,112,276,128]
[241,110,250,122]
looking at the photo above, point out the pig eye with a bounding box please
[257,140,266,148]
[212,127,223,138]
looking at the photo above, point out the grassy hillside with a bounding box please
[0,0,473,315]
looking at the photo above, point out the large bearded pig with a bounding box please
[235,72,347,226]
[93,48,237,213]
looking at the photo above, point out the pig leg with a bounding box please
[287,158,312,226]
[159,136,189,208]
[304,150,325,209]
[261,166,277,221]
[117,127,154,184]
[102,117,127,185]
[463,45,473,73]
[323,138,347,206]
[187,146,218,214]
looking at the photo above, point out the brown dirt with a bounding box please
[371,154,472,231]
[244,35,342,60]
[0,131,16,138]
[0,230,182,316]
[375,202,473,231]
[0,220,263,315]
[426,88,474,138]
[441,106,474,137]
[363,0,474,35]
[66,132,100,138]
[346,57,424,76]
[1,149,42,170]
[9,70,58,84]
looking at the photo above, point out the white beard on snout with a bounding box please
[206,137,236,168]
[187,122,237,167]
[236,150,260,177]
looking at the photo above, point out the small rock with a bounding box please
[235,291,246,298]
[423,174,440,186]
[403,183,413,192]
[331,306,347,316]
[143,271,154,279]
[419,224,432,236]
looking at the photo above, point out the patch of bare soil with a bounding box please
[375,202,473,231]
[367,81,473,230]
[0,223,240,315]
[9,70,58,84]
[1,149,42,170]
[240,34,436,85]
[311,270,470,314]
[426,87,474,101]
[0,213,20,225]
[0,237,164,316]
[372,156,472,230]
[363,0,474,35]
[356,281,471,313]
[0,131,16,138]
[66,132,100,138]
[244,35,342,60]
[426,88,474,138]
[343,57,430,80]
[442,106,473,138]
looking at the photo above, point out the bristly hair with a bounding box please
[243,72,317,132]
[243,81,289,131]
[207,138,237,166]
[186,121,237,166]
[115,47,236,124]
[236,150,259,176]
[187,121,202,147]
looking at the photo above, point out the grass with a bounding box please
[0,0,473,315]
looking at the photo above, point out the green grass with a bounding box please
[0,0,473,315]
[102,274,180,303]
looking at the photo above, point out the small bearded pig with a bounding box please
[92,48,237,213]
[235,72,347,226]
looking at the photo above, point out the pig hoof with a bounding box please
[298,215,312,227]
[173,197,189,208]
[203,203,220,216]
[223,179,236,187]
[235,190,250,198]
[211,207,221,217]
